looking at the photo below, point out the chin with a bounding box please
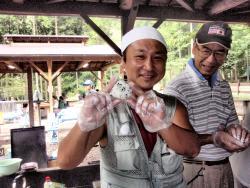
[140,84,154,91]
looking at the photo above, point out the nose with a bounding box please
[206,52,217,63]
[143,58,153,71]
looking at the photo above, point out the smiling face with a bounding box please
[122,39,167,91]
[192,42,228,79]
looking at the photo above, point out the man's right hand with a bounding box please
[77,78,121,132]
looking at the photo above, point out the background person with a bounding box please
[165,21,250,188]
[82,79,96,96]
[58,93,68,109]
[57,26,200,187]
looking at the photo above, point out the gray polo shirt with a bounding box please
[165,58,239,161]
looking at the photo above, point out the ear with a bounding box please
[121,58,126,71]
[192,42,196,55]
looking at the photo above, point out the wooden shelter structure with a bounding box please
[1,1,250,56]
[0,35,120,126]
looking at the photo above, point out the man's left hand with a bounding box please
[227,124,250,150]
[126,82,171,132]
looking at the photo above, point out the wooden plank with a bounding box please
[52,61,69,81]
[194,0,210,10]
[209,0,249,15]
[121,0,139,35]
[4,61,23,72]
[76,60,90,71]
[27,66,35,127]
[80,14,122,56]
[153,19,164,29]
[47,60,53,113]
[0,1,249,23]
[29,62,48,81]
[175,0,194,12]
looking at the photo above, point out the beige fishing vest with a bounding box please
[100,94,186,188]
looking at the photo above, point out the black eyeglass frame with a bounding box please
[195,41,228,61]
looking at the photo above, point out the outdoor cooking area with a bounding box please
[0,99,101,188]
[1,0,250,188]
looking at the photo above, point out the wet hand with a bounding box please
[226,124,250,150]
[212,129,249,152]
[126,82,171,132]
[77,77,121,132]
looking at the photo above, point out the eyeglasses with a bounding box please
[196,44,227,60]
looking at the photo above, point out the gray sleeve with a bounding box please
[164,83,188,109]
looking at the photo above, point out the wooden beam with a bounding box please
[99,70,104,90]
[12,0,25,4]
[90,71,101,82]
[52,61,69,81]
[0,2,121,16]
[101,59,120,71]
[153,19,164,29]
[29,62,48,81]
[209,0,249,15]
[0,1,249,23]
[47,60,53,113]
[121,0,139,35]
[0,73,6,79]
[76,60,90,71]
[194,0,210,10]
[80,13,122,56]
[27,66,35,127]
[101,62,117,71]
[4,61,23,72]
[175,0,194,12]
[46,0,67,4]
[120,0,134,10]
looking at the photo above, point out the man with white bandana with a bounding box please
[57,26,200,187]
[165,21,250,188]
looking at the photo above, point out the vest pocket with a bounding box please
[114,138,140,170]
[101,181,124,188]
[153,175,186,188]
[161,146,182,174]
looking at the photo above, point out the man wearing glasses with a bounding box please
[165,21,250,188]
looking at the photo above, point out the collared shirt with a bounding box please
[188,58,218,87]
[165,58,239,161]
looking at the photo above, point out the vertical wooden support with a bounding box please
[27,66,35,127]
[47,60,53,113]
[100,71,104,90]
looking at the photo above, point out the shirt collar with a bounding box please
[188,58,219,86]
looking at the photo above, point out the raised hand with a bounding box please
[77,78,121,132]
[127,82,171,132]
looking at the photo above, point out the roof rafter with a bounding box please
[121,0,139,34]
[209,0,249,15]
[175,0,194,12]
[80,13,122,56]
[47,0,67,4]
[4,61,23,72]
[194,0,210,10]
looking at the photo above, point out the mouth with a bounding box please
[201,63,216,73]
[140,74,155,80]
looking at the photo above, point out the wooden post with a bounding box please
[27,66,35,127]
[237,80,240,95]
[47,60,53,113]
[100,71,104,90]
